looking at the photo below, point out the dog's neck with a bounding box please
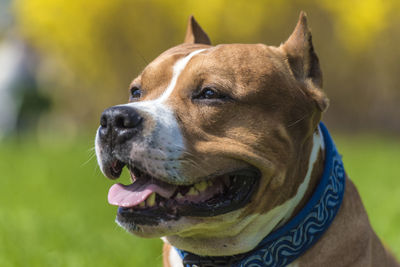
[172,123,346,267]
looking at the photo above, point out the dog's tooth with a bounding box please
[147,192,156,207]
[232,176,237,183]
[176,192,184,199]
[187,187,199,196]
[129,172,136,182]
[194,181,208,192]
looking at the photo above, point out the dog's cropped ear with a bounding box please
[281,12,328,112]
[184,15,211,45]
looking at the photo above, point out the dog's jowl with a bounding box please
[95,12,399,267]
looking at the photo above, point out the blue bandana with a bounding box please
[175,122,346,267]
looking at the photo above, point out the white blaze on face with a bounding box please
[116,49,207,182]
[158,49,206,103]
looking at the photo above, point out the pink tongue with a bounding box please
[108,179,177,207]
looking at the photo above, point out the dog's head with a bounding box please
[95,13,328,256]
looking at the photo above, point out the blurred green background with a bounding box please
[0,0,399,266]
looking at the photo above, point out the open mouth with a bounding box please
[107,160,260,226]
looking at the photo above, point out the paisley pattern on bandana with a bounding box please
[176,122,346,267]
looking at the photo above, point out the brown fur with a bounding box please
[162,14,397,266]
[117,13,398,266]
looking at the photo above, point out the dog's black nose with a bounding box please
[99,106,143,144]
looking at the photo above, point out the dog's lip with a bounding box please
[107,164,251,208]
[107,165,222,207]
[112,167,260,225]
[102,159,125,180]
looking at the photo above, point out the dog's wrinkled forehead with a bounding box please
[131,44,211,102]
[132,43,295,108]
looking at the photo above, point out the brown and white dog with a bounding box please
[95,12,399,267]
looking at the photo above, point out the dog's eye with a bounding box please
[194,87,227,100]
[130,86,142,101]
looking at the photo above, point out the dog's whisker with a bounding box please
[81,151,97,167]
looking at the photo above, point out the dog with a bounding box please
[95,12,399,267]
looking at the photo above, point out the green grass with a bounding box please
[0,137,162,267]
[0,133,399,266]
